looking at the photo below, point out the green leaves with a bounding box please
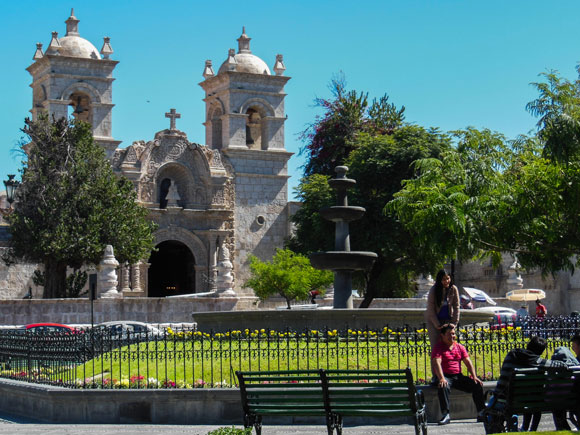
[8,115,156,297]
[244,249,333,309]
[300,75,406,177]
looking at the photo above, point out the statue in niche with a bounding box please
[245,108,262,149]
[165,180,181,207]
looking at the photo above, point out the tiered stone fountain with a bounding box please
[310,166,378,308]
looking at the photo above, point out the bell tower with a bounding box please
[200,27,289,151]
[26,10,121,157]
[199,28,293,293]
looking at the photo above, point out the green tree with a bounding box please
[388,128,516,271]
[347,128,451,304]
[289,126,451,303]
[526,66,580,164]
[244,249,333,309]
[7,115,157,298]
[300,75,405,176]
[389,87,580,276]
[286,174,334,255]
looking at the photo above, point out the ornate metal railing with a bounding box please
[0,316,577,389]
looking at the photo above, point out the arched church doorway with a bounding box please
[148,240,195,297]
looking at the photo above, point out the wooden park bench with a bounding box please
[482,366,580,433]
[236,368,427,435]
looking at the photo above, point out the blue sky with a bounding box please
[2,1,580,198]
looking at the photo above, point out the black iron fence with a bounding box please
[0,316,578,389]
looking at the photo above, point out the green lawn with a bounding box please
[2,327,568,388]
[59,328,551,388]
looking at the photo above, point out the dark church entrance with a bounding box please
[148,240,196,297]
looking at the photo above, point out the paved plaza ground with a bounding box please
[0,414,566,435]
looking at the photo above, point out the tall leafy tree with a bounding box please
[346,128,451,304]
[300,75,405,176]
[290,126,451,302]
[6,115,156,298]
[389,65,580,275]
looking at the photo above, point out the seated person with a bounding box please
[487,336,566,432]
[431,323,485,425]
[551,334,580,430]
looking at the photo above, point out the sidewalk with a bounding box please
[0,416,564,435]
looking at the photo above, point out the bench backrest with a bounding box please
[322,368,419,416]
[507,367,580,413]
[236,369,327,416]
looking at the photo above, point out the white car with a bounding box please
[472,306,517,315]
[95,321,163,341]
[473,307,517,328]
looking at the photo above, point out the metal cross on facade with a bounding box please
[165,108,181,131]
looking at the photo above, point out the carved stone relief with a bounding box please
[210,149,224,169]
[212,187,225,205]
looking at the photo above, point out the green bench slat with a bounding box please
[327,382,408,388]
[326,376,406,381]
[251,409,326,416]
[242,370,321,375]
[329,396,410,403]
[331,409,415,417]
[245,383,321,389]
[248,397,324,403]
[331,403,411,409]
[244,376,321,382]
[324,370,407,374]
[249,403,325,409]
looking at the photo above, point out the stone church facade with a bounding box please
[4,11,580,315]
[24,11,292,298]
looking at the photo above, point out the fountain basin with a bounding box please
[329,178,356,190]
[310,251,378,271]
[319,206,365,222]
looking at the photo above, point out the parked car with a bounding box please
[473,307,517,329]
[25,323,80,334]
[93,321,163,343]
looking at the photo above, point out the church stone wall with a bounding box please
[224,150,291,294]
[0,249,40,300]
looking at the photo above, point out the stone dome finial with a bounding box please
[218,30,271,75]
[100,37,113,59]
[225,48,237,71]
[65,9,80,36]
[33,43,44,60]
[274,54,286,76]
[49,11,100,59]
[237,26,251,54]
[203,60,215,78]
[46,31,61,55]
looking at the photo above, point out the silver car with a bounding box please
[93,321,164,344]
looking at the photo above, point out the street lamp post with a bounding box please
[1,174,20,219]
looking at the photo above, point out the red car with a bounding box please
[24,323,79,333]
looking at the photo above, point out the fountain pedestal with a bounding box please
[310,166,377,308]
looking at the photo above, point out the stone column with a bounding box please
[143,262,151,297]
[121,262,131,293]
[208,235,218,292]
[216,244,236,296]
[124,261,145,298]
[99,245,121,298]
[131,262,142,292]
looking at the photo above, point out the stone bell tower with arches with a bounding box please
[26,9,120,158]
[200,28,293,292]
